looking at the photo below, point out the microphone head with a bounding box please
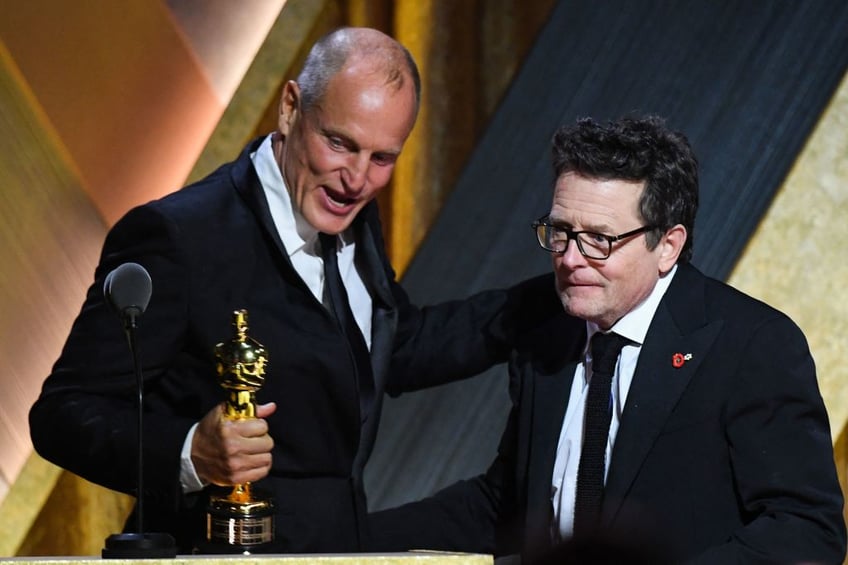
[103,262,153,319]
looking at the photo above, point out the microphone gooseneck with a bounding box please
[101,262,176,558]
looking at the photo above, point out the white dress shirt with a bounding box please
[551,264,677,538]
[179,134,373,493]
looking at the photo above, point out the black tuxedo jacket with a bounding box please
[370,263,846,563]
[29,137,555,553]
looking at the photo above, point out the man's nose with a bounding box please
[559,238,586,268]
[342,153,370,191]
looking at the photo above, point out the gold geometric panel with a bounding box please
[727,68,848,560]
[0,38,106,501]
[0,37,110,556]
[187,0,339,183]
[728,71,848,439]
[0,1,224,226]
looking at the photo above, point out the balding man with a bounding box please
[30,27,554,553]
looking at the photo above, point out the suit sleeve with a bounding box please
[687,313,846,564]
[29,204,196,506]
[351,199,560,396]
[366,382,523,555]
[384,272,560,395]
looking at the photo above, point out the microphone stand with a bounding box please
[102,309,177,558]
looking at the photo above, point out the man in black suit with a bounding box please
[29,27,552,553]
[369,116,846,563]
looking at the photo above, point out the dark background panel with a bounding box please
[365,0,848,510]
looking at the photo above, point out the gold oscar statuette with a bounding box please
[204,309,275,553]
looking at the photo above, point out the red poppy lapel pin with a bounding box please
[672,352,693,368]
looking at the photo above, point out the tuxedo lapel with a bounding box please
[527,360,579,510]
[351,204,397,408]
[352,203,396,312]
[232,140,282,250]
[344,203,399,472]
[523,320,585,545]
[602,265,722,523]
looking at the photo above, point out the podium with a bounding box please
[0,554,491,565]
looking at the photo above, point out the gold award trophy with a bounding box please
[205,309,275,552]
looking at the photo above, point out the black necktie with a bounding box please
[319,233,375,424]
[572,331,629,537]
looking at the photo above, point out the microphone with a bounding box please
[101,263,176,559]
[103,262,152,330]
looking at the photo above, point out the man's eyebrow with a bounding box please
[325,129,404,157]
[546,217,573,228]
[322,127,355,144]
[547,218,614,233]
[375,148,401,159]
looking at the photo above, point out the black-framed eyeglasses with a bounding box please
[531,215,656,260]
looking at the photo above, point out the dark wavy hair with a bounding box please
[551,115,699,264]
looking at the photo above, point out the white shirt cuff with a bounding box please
[179,422,207,493]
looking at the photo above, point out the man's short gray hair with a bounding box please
[296,27,421,115]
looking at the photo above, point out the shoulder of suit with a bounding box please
[512,310,584,373]
[674,262,795,331]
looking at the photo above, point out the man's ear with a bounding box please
[658,224,687,274]
[278,80,300,136]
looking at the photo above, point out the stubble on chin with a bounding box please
[557,286,599,324]
[557,290,577,319]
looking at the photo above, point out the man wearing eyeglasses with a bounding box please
[368,115,846,563]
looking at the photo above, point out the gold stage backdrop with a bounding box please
[0,0,846,557]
